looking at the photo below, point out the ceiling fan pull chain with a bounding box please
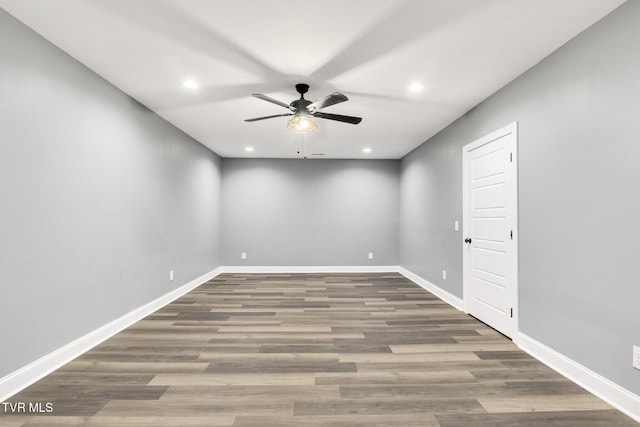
[303,133,308,159]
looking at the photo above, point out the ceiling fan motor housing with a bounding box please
[295,83,309,95]
[291,83,312,111]
[290,98,312,111]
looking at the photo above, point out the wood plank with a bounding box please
[315,371,477,386]
[17,416,235,426]
[149,373,317,386]
[159,385,340,402]
[96,400,292,417]
[293,397,486,415]
[478,394,614,413]
[435,410,636,427]
[233,414,440,426]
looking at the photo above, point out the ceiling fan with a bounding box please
[245,83,362,133]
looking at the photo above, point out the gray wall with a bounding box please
[400,1,640,394]
[222,159,399,266]
[0,9,222,378]
[400,136,463,295]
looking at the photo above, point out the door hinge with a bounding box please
[510,152,513,162]
[510,308,513,318]
[510,230,513,240]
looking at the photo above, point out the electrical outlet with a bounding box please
[169,270,174,281]
[241,252,247,260]
[442,270,447,280]
[368,252,374,260]
[454,220,459,231]
[633,346,640,370]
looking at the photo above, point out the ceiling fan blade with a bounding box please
[313,112,362,125]
[252,94,291,109]
[307,92,349,111]
[245,113,293,122]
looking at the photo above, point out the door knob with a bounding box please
[464,238,472,244]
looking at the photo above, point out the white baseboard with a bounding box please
[221,265,399,274]
[0,266,223,403]
[516,333,640,423]
[4,265,637,424]
[397,267,465,311]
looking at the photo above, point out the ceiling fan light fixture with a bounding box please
[287,113,317,133]
[408,81,424,93]
[182,79,198,89]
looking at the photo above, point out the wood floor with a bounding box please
[1,273,636,426]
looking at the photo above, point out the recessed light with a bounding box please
[408,82,423,93]
[182,79,198,89]
[244,146,254,152]
[362,147,372,154]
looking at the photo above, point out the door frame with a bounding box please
[462,121,519,338]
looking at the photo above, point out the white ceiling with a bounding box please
[0,0,625,159]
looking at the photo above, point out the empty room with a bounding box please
[1,0,639,425]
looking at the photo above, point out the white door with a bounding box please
[463,122,518,338]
